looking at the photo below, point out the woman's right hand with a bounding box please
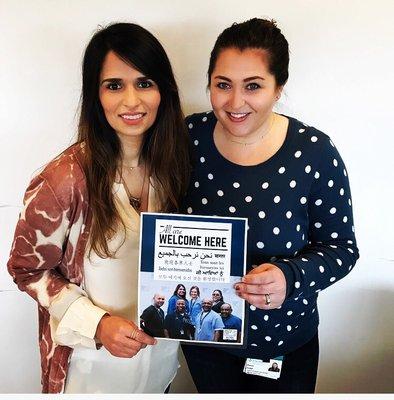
[95,314,156,358]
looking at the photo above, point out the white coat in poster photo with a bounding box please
[138,213,247,346]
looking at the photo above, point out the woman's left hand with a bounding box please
[234,263,287,309]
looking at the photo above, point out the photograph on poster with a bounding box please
[138,213,247,345]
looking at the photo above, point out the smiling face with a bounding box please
[176,299,186,313]
[210,47,281,142]
[202,299,213,312]
[212,290,222,302]
[177,285,186,297]
[220,303,232,318]
[99,51,161,142]
[190,288,198,299]
[153,294,165,308]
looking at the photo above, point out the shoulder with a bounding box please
[285,115,343,166]
[24,143,87,211]
[143,305,154,313]
[185,111,213,125]
[287,116,332,151]
[212,311,222,320]
[185,111,215,136]
[40,143,86,185]
[231,314,241,322]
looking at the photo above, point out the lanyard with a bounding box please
[190,299,197,311]
[199,310,211,326]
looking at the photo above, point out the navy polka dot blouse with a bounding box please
[182,111,359,359]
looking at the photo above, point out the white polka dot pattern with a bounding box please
[183,112,358,357]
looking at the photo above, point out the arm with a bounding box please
[163,315,171,338]
[7,173,84,315]
[8,173,155,355]
[213,314,225,341]
[167,296,175,314]
[236,135,359,308]
[274,135,359,299]
[140,307,151,327]
[185,299,190,314]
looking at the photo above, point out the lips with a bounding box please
[119,112,146,125]
[226,111,250,123]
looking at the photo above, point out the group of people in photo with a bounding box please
[140,284,242,342]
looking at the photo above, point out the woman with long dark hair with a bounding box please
[167,284,189,315]
[7,22,190,393]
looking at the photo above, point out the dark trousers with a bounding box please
[182,333,319,393]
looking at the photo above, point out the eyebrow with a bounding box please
[213,75,265,82]
[100,76,151,85]
[101,78,121,85]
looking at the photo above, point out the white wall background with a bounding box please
[1,0,393,394]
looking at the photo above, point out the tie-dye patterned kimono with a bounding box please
[8,143,91,393]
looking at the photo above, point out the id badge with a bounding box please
[223,329,237,341]
[243,356,283,379]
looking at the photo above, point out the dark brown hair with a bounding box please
[173,284,187,299]
[207,18,289,87]
[212,289,224,302]
[78,23,190,258]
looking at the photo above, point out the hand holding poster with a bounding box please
[138,213,247,346]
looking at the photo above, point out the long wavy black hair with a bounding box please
[78,23,190,257]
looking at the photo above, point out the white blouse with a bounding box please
[52,181,179,393]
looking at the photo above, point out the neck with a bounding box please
[117,133,144,167]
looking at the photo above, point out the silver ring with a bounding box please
[264,293,271,306]
[129,330,138,340]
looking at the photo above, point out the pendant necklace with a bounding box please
[121,164,146,212]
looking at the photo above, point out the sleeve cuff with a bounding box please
[48,283,86,321]
[53,296,108,349]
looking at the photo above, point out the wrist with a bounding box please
[95,313,110,342]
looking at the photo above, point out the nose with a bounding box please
[229,88,245,110]
[123,85,141,108]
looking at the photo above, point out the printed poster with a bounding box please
[138,213,247,346]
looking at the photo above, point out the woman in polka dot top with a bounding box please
[181,18,359,393]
